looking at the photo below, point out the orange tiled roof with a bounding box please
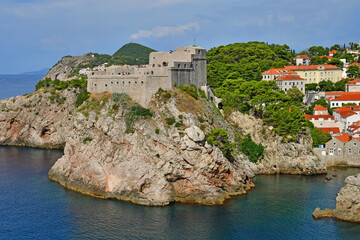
[304,114,334,120]
[261,68,296,75]
[345,79,360,85]
[350,63,360,67]
[333,105,360,112]
[313,104,328,111]
[276,75,304,81]
[338,110,357,118]
[317,56,334,60]
[329,50,338,54]
[325,92,346,96]
[285,64,340,71]
[318,127,340,134]
[294,55,310,59]
[331,93,360,101]
[335,133,352,143]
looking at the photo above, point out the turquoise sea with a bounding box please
[0,75,360,239]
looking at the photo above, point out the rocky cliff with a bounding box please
[0,87,326,205]
[44,54,95,80]
[230,112,326,175]
[313,173,360,222]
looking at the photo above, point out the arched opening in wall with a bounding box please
[92,72,94,75]
[163,62,168,67]
[151,71,153,74]
[141,81,144,85]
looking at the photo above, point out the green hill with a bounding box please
[113,43,156,63]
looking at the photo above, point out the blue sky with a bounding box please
[0,0,359,74]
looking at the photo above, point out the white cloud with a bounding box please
[131,22,199,39]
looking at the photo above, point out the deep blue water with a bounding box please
[1,75,360,239]
[0,146,360,240]
[0,74,42,100]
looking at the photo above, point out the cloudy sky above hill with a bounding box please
[0,0,359,73]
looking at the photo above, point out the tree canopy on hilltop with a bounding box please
[207,42,294,88]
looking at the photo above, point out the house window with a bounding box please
[338,148,341,154]
[334,142,337,146]
[329,148,334,154]
[354,142,357,146]
[349,148,352,154]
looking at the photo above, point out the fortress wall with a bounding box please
[87,75,172,107]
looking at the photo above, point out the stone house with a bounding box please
[315,134,360,167]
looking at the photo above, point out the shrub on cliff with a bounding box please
[206,128,234,161]
[75,91,90,107]
[179,85,198,100]
[238,135,264,163]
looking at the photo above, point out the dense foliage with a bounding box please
[305,79,353,92]
[68,43,157,77]
[35,77,87,91]
[207,42,294,88]
[305,99,333,115]
[206,129,235,161]
[238,135,264,163]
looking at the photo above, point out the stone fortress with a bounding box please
[87,46,207,107]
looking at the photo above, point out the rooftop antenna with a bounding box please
[193,37,196,47]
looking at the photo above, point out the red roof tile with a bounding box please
[316,56,334,60]
[304,114,334,120]
[325,92,346,96]
[314,104,328,111]
[285,64,341,71]
[318,127,340,134]
[294,55,310,59]
[338,110,357,118]
[276,75,304,81]
[333,105,360,112]
[329,50,338,54]
[331,93,360,101]
[345,79,360,85]
[335,133,352,143]
[261,68,296,75]
[350,63,360,67]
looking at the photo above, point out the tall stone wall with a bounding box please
[87,46,207,107]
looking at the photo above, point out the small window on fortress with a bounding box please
[135,81,137,84]
[92,72,94,75]
[163,62,168,67]
[122,81,124,84]
[151,71,153,74]
[117,82,119,84]
[141,81,144,85]
[94,84,97,86]
[128,81,130,84]
[178,64,180,68]
[153,64,155,67]
[105,84,107,87]
[111,82,113,84]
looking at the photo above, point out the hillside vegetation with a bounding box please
[207,42,294,88]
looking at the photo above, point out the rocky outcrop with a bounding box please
[44,54,95,80]
[230,112,327,175]
[48,92,252,205]
[0,89,77,148]
[313,173,360,222]
[332,174,360,222]
[0,87,327,206]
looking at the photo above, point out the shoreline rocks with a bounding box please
[313,173,360,223]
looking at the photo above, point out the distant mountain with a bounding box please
[113,43,156,60]
[23,68,50,76]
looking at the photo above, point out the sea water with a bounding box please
[0,146,360,240]
[1,76,360,239]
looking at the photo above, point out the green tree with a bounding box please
[318,80,335,91]
[328,58,344,68]
[310,127,332,147]
[347,65,360,78]
[305,83,318,92]
[206,129,235,161]
[286,87,305,102]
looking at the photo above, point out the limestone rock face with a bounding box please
[0,90,77,148]
[230,112,327,175]
[333,174,360,222]
[48,95,250,206]
[44,54,95,80]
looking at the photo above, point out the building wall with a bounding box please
[276,80,305,93]
[331,100,360,108]
[295,69,342,84]
[314,138,360,167]
[87,46,207,107]
[346,84,360,92]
